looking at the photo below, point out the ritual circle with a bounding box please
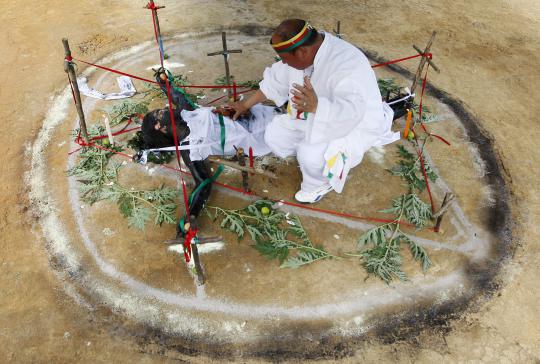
[29,29,513,357]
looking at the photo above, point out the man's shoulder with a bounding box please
[325,33,365,57]
[320,34,371,74]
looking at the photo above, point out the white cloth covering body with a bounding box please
[180,104,276,161]
[260,32,399,193]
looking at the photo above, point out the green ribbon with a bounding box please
[218,113,226,155]
[178,164,224,232]
[165,70,198,110]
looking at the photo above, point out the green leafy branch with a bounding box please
[68,127,178,230]
[142,73,205,103]
[208,200,339,268]
[390,145,438,193]
[350,194,432,283]
[126,131,174,164]
[377,77,439,124]
[102,183,177,230]
[104,99,149,127]
[377,77,402,98]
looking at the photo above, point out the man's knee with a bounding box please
[297,143,326,170]
[264,121,294,158]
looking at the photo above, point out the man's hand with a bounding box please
[291,76,317,113]
[227,89,268,120]
[228,100,250,120]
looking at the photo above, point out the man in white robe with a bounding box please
[231,19,398,203]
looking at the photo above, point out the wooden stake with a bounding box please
[207,156,277,179]
[186,216,205,285]
[191,244,205,285]
[147,0,166,64]
[413,44,440,73]
[410,31,437,95]
[207,32,242,101]
[333,21,343,39]
[434,192,455,233]
[63,38,89,143]
[236,147,250,192]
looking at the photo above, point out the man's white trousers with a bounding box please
[264,114,329,193]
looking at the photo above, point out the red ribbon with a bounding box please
[74,58,158,84]
[145,1,164,10]
[371,53,432,68]
[203,88,255,106]
[183,227,198,263]
[70,138,426,229]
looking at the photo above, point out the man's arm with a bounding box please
[228,89,268,120]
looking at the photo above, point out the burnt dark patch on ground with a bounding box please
[40,45,516,362]
[234,24,274,36]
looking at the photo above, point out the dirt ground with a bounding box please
[1,0,539,362]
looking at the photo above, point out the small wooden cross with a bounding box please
[410,31,441,95]
[207,32,242,100]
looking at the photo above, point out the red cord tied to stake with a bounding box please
[145,1,164,10]
[65,55,73,62]
[371,52,432,68]
[183,227,198,263]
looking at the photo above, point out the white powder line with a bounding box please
[168,242,225,255]
[146,62,185,70]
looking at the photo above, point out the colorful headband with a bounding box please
[271,23,314,53]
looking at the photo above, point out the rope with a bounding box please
[146,1,199,256]
[371,52,432,68]
[66,38,444,230]
[203,88,255,106]
[69,52,432,92]
[178,164,224,262]
[73,58,158,84]
[73,115,142,147]
[412,63,436,213]
[415,64,451,146]
[70,140,426,230]
[71,57,258,90]
[164,69,199,110]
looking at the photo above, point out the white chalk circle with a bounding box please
[29,31,508,351]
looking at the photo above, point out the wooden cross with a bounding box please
[410,31,441,95]
[207,32,242,100]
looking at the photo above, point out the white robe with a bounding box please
[260,32,399,193]
[181,104,276,161]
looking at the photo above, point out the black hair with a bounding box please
[141,108,190,149]
[272,19,318,53]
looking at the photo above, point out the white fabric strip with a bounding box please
[387,89,415,105]
[77,76,136,100]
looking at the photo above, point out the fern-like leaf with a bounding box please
[254,240,289,264]
[360,242,407,283]
[400,235,431,272]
